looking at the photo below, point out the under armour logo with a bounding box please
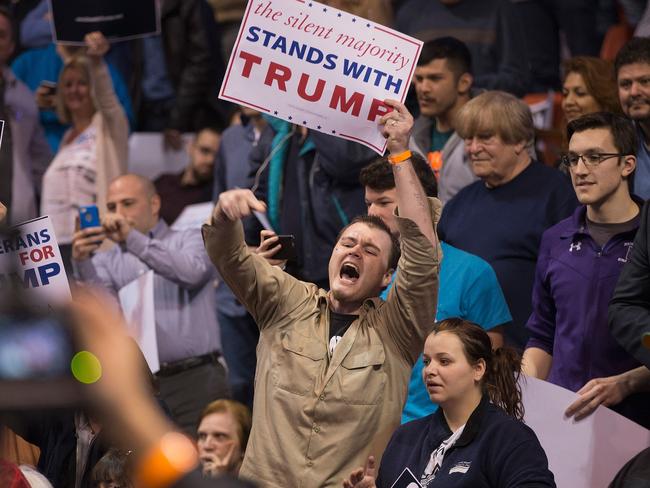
[569,242,582,252]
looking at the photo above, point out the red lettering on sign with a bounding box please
[264,62,292,91]
[297,73,325,102]
[367,98,392,122]
[239,50,263,78]
[329,85,364,116]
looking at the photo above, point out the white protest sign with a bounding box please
[521,376,650,487]
[0,216,71,309]
[118,270,159,373]
[219,0,422,154]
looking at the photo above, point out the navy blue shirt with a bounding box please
[377,396,555,488]
[439,161,578,346]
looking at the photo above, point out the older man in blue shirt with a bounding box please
[72,173,227,435]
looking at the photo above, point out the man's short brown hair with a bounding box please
[336,214,401,271]
[359,152,438,198]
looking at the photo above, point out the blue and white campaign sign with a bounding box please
[0,216,71,309]
[219,0,422,154]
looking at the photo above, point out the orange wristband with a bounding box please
[388,150,412,165]
[135,432,198,488]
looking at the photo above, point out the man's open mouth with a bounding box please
[340,263,360,282]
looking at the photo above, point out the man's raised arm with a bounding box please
[204,189,309,329]
[379,99,437,247]
[378,100,442,364]
[211,189,268,226]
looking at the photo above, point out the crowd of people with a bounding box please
[2,0,650,487]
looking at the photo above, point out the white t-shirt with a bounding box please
[420,424,466,487]
[41,124,98,244]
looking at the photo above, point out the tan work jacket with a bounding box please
[202,199,441,487]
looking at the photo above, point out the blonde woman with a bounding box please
[40,31,127,268]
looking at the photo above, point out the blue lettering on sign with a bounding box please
[0,228,52,254]
[341,59,402,94]
[0,263,61,289]
[245,25,339,70]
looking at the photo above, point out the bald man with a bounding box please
[72,174,228,435]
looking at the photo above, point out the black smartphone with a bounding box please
[273,234,297,261]
[79,205,100,229]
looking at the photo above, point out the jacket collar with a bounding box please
[559,205,589,238]
[559,196,644,239]
[454,395,489,447]
[429,394,490,448]
[319,293,383,313]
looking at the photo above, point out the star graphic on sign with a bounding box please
[317,125,321,129]
[352,18,356,22]
[323,7,327,11]
[366,23,371,27]
[303,120,307,124]
[331,130,336,134]
[288,116,293,120]
[273,111,278,115]
[337,13,342,17]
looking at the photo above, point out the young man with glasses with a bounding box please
[523,112,650,428]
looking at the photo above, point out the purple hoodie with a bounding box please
[526,204,650,427]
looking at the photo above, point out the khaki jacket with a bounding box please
[202,199,441,487]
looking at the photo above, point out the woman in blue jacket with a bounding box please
[343,318,555,488]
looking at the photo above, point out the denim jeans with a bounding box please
[218,311,259,409]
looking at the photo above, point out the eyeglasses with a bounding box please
[561,152,625,168]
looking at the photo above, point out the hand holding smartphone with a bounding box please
[256,230,297,264]
[38,80,57,96]
[79,205,100,229]
[273,235,297,261]
[36,81,57,111]
[73,205,104,261]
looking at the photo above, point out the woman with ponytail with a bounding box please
[343,318,555,488]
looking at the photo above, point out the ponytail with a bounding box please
[485,347,524,420]
[434,318,525,420]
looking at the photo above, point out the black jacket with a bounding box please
[376,396,555,488]
[5,412,110,488]
[127,0,222,131]
[610,200,650,368]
